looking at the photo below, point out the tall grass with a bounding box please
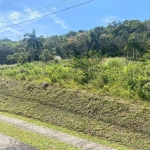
[0,58,150,101]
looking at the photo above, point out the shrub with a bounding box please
[0,58,149,101]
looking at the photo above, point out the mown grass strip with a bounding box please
[0,111,130,150]
[0,121,80,150]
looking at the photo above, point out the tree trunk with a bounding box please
[31,42,33,62]
[127,50,128,58]
[133,48,135,59]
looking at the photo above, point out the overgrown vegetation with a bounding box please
[0,58,150,101]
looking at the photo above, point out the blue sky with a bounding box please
[0,0,150,40]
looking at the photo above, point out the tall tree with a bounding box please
[23,29,44,62]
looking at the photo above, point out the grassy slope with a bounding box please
[0,78,149,150]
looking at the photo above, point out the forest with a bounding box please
[1,19,150,64]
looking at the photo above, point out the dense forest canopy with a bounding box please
[1,19,150,64]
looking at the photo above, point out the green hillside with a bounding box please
[0,58,150,150]
[1,20,150,64]
[0,19,150,150]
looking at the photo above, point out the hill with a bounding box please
[1,20,150,64]
[0,58,150,149]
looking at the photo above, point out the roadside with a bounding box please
[0,78,149,149]
[0,114,116,150]
[0,121,80,150]
[0,133,37,150]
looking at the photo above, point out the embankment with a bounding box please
[0,78,149,150]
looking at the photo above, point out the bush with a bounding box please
[0,58,149,101]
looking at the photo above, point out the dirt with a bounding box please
[0,133,38,150]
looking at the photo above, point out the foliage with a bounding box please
[1,20,150,64]
[23,29,44,62]
[39,49,54,63]
[1,58,149,101]
[7,52,29,64]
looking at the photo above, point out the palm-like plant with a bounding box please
[23,29,44,62]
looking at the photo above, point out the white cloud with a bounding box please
[51,7,57,11]
[96,15,119,26]
[23,6,69,29]
[54,18,68,28]
[8,11,22,24]
[51,14,68,29]
[24,8,42,20]
[8,11,21,19]
[6,6,68,29]
[50,7,68,29]
[0,26,23,40]
[100,15,118,26]
[0,5,69,40]
[0,9,42,29]
[0,8,44,40]
[0,11,25,40]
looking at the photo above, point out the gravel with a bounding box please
[0,133,38,150]
[0,114,116,150]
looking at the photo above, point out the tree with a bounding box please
[19,52,29,64]
[73,33,89,56]
[127,36,141,59]
[66,31,77,38]
[99,34,109,55]
[6,52,28,64]
[23,29,44,62]
[6,55,14,64]
[39,49,53,63]
[13,53,21,63]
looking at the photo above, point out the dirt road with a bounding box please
[0,133,38,150]
[0,114,116,150]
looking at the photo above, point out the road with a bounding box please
[0,114,116,150]
[0,133,37,150]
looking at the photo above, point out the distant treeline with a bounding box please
[1,19,150,64]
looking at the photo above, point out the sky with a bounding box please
[0,0,150,40]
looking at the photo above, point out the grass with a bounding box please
[0,111,129,150]
[0,78,150,149]
[0,58,150,149]
[0,121,80,150]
